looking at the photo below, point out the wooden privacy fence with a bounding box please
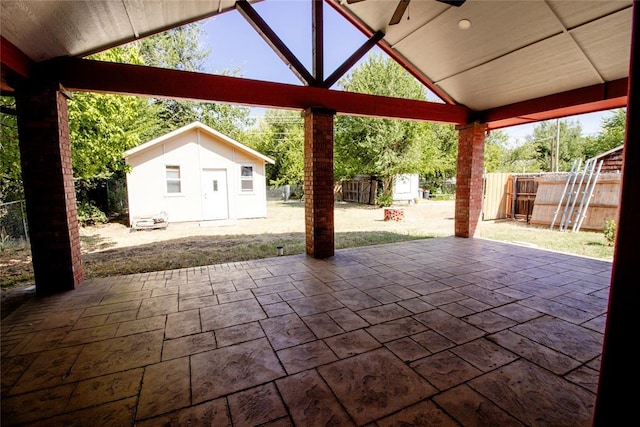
[530,172,620,231]
[482,173,510,220]
[483,173,542,221]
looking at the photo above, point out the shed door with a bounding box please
[202,169,229,220]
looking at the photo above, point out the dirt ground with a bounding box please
[1,199,455,317]
[80,199,456,253]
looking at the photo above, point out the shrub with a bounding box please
[603,219,616,246]
[376,193,394,208]
[77,201,108,226]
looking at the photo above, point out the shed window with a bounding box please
[166,165,181,194]
[240,165,254,192]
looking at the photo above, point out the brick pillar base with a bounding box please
[15,84,83,294]
[455,122,487,238]
[303,107,335,258]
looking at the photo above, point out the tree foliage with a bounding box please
[1,22,255,214]
[0,97,22,202]
[583,108,626,159]
[335,54,434,197]
[137,24,253,139]
[483,130,510,173]
[527,119,585,172]
[68,47,154,185]
[421,123,458,180]
[245,110,304,187]
[486,109,626,174]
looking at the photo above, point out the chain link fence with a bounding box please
[0,200,29,247]
[266,184,304,201]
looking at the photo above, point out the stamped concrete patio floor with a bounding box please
[1,237,611,426]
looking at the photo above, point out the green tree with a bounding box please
[528,119,585,171]
[68,46,159,216]
[0,97,22,202]
[246,109,304,187]
[415,123,457,194]
[484,130,510,172]
[583,108,626,158]
[335,54,431,198]
[137,24,253,138]
[505,140,540,173]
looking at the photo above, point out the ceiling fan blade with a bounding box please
[389,0,410,25]
[346,0,366,4]
[436,0,466,6]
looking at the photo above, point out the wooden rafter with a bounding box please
[325,0,456,104]
[312,0,324,83]
[236,0,316,86]
[322,30,384,89]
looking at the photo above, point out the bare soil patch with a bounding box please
[81,199,454,253]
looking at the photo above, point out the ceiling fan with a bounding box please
[346,0,467,26]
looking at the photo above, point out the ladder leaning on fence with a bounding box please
[550,158,603,232]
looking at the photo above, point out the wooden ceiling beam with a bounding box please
[325,0,456,104]
[312,0,324,83]
[41,57,469,124]
[322,30,384,89]
[477,78,628,130]
[1,36,34,81]
[236,0,316,86]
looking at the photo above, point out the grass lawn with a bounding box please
[476,219,614,260]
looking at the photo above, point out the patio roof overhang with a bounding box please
[0,1,637,424]
[1,0,633,127]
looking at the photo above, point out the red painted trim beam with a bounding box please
[42,57,469,124]
[1,36,34,80]
[478,79,628,130]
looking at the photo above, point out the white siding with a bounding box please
[126,126,270,225]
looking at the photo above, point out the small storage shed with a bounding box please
[392,174,420,202]
[124,121,274,226]
[590,144,624,173]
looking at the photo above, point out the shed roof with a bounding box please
[124,121,275,165]
[590,144,624,161]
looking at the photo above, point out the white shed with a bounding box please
[392,174,420,202]
[124,121,274,226]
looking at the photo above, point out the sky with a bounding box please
[201,0,618,143]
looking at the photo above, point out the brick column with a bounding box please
[15,84,83,294]
[455,122,487,238]
[303,107,335,258]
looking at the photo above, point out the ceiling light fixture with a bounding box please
[458,19,472,30]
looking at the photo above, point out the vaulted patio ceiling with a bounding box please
[0,0,633,129]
